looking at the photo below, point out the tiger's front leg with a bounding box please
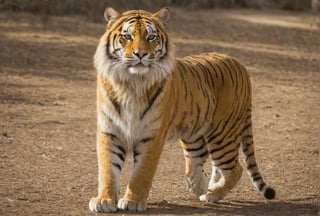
[89,130,125,213]
[118,136,165,212]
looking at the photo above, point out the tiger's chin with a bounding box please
[128,65,150,75]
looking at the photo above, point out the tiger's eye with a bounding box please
[147,35,157,41]
[122,34,132,41]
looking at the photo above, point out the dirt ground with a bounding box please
[0,8,319,216]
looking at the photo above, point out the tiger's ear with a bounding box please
[104,7,120,27]
[153,7,170,26]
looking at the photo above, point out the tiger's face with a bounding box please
[117,12,163,75]
[95,7,174,89]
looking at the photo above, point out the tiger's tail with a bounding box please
[241,109,276,200]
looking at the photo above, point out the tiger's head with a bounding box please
[95,7,174,91]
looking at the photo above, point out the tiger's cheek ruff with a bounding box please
[95,34,174,95]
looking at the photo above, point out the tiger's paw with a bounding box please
[199,193,222,203]
[117,198,147,212]
[89,197,117,213]
[186,172,208,196]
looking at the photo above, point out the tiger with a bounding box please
[89,7,275,213]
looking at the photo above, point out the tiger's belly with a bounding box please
[166,119,211,145]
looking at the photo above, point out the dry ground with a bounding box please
[0,8,319,216]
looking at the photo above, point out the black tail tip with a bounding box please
[264,187,276,200]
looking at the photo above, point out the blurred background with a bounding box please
[1,0,319,22]
[1,0,319,215]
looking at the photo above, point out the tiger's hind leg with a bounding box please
[200,161,242,202]
[200,136,243,202]
[180,139,209,196]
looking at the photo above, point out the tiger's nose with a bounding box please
[133,50,148,59]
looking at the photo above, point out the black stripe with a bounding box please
[106,34,120,60]
[251,172,260,178]
[237,66,246,97]
[112,163,122,171]
[111,150,125,161]
[106,36,113,59]
[216,56,234,85]
[211,144,239,161]
[102,84,121,115]
[164,35,168,57]
[214,105,247,146]
[203,91,211,124]
[140,81,165,120]
[186,143,206,152]
[209,138,234,154]
[177,62,188,100]
[202,58,218,79]
[185,60,202,91]
[159,34,168,60]
[242,135,253,141]
[242,122,252,133]
[180,112,187,123]
[221,163,237,171]
[190,103,201,135]
[214,63,225,86]
[229,68,235,87]
[207,102,239,143]
[243,141,253,152]
[158,34,165,59]
[181,136,203,145]
[112,33,117,51]
[166,91,179,130]
[103,132,118,141]
[100,105,114,124]
[145,20,153,25]
[116,145,126,155]
[112,48,121,55]
[247,163,257,170]
[133,150,140,163]
[215,154,238,167]
[109,96,121,115]
[128,19,136,24]
[258,182,266,191]
[245,151,254,161]
[209,132,242,154]
[228,61,238,94]
[223,109,247,140]
[203,64,215,93]
[140,137,154,143]
[225,115,246,142]
[245,113,252,123]
[213,134,227,146]
[193,60,210,96]
[253,176,263,181]
[125,17,137,24]
[206,121,223,144]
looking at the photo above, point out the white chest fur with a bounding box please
[98,96,161,151]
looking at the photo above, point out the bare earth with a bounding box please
[0,8,319,216]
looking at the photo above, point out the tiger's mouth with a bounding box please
[128,63,151,75]
[130,62,145,67]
